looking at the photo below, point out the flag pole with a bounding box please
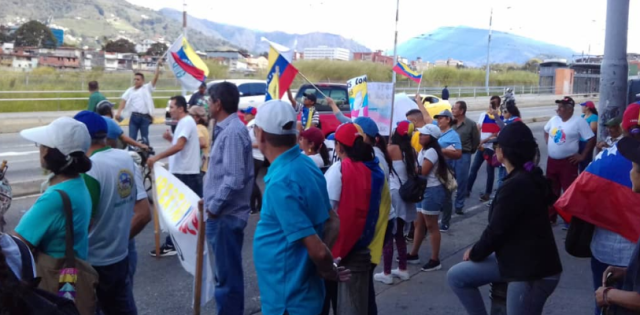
[416,71,424,94]
[298,71,329,99]
[151,169,162,259]
[193,200,206,315]
[389,0,400,135]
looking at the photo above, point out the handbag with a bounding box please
[565,216,595,258]
[438,165,458,192]
[483,148,502,168]
[393,168,427,203]
[35,190,99,315]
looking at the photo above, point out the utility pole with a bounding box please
[597,0,629,141]
[484,8,493,95]
[389,0,400,136]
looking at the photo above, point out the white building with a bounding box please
[12,55,38,71]
[1,43,14,54]
[303,46,351,61]
[135,39,157,54]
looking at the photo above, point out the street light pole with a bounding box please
[389,0,400,136]
[485,7,493,95]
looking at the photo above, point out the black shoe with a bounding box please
[455,208,464,215]
[398,254,421,265]
[421,259,442,272]
[479,194,491,202]
[149,243,177,257]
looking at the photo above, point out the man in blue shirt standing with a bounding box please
[252,100,348,315]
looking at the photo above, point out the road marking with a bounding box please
[0,150,39,157]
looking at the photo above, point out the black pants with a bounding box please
[251,159,264,212]
[369,263,378,315]
[321,280,338,315]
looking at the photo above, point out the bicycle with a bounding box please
[128,141,155,194]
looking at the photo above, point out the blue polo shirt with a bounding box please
[103,116,123,140]
[253,145,332,315]
[435,125,462,167]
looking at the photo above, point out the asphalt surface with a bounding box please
[2,121,596,314]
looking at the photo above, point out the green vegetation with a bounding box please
[0,60,540,113]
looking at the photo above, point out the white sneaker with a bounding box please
[391,268,410,281]
[373,272,394,285]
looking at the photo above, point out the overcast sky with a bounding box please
[128,0,639,55]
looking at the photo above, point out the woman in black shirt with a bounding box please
[447,121,563,315]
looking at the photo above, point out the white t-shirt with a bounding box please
[418,148,441,187]
[121,83,155,115]
[246,120,264,161]
[308,153,325,168]
[544,116,595,159]
[325,161,342,209]
[170,115,201,174]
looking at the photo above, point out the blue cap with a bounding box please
[74,110,108,139]
[354,116,379,137]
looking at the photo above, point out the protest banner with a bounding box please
[367,82,394,136]
[154,166,215,310]
[347,75,369,119]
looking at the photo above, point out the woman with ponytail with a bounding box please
[447,121,563,315]
[14,117,93,260]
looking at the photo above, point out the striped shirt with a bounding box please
[296,103,320,130]
[204,113,254,222]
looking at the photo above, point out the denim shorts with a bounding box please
[418,184,446,215]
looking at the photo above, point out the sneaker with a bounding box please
[373,272,394,285]
[149,244,177,257]
[421,259,442,272]
[479,194,491,202]
[455,208,464,215]
[439,224,450,232]
[391,268,410,281]
[403,254,420,264]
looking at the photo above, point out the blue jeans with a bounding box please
[129,113,152,145]
[128,239,137,286]
[467,150,495,196]
[93,257,137,315]
[453,153,472,210]
[447,254,560,315]
[497,166,507,189]
[206,215,247,315]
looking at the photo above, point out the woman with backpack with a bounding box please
[408,124,450,273]
[374,121,418,285]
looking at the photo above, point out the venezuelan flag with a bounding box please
[555,143,640,242]
[265,41,298,101]
[393,61,422,83]
[167,35,209,90]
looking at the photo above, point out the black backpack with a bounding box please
[393,167,428,203]
[0,236,80,315]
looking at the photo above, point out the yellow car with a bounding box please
[419,94,452,118]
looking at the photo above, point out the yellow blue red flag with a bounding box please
[393,61,422,83]
[167,35,209,91]
[263,38,298,101]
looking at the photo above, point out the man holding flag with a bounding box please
[287,88,319,131]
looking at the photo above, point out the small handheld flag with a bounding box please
[263,39,298,101]
[393,61,422,84]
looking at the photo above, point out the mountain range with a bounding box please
[159,8,370,54]
[395,26,576,66]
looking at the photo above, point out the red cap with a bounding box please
[300,127,325,147]
[623,103,640,131]
[580,101,596,109]
[395,120,414,136]
[335,123,363,147]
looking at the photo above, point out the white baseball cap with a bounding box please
[254,100,298,135]
[20,116,91,156]
[417,124,441,139]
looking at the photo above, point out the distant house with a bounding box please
[136,39,157,54]
[303,46,350,61]
[434,58,464,68]
[353,50,394,66]
[1,43,14,54]
[103,52,139,71]
[12,54,38,71]
[38,54,80,69]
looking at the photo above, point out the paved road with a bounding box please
[0,105,559,185]
[2,122,595,314]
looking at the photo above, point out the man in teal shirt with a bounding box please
[252,100,347,315]
[88,81,107,112]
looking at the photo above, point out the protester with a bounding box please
[406,108,427,154]
[188,105,210,177]
[188,82,210,110]
[244,106,265,213]
[407,124,448,271]
[252,100,348,315]
[494,100,522,190]
[450,100,480,215]
[287,88,319,131]
[579,101,599,172]
[74,111,149,315]
[375,121,417,285]
[147,96,202,257]
[442,86,450,100]
[596,117,623,153]
[14,117,92,261]
[115,63,162,144]
[87,81,107,112]
[204,82,254,315]
[544,96,596,224]
[96,101,148,150]
[322,122,384,315]
[300,127,330,168]
[447,121,563,315]
[467,96,501,203]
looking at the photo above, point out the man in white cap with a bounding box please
[252,100,347,315]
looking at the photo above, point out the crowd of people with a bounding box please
[4,71,640,315]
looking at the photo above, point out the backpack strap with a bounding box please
[10,235,34,282]
[55,190,76,269]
